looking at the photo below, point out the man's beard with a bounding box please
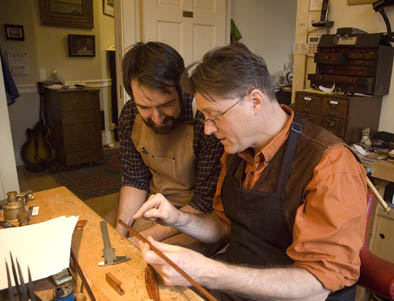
[142,115,182,134]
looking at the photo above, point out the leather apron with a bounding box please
[215,116,355,301]
[131,115,195,207]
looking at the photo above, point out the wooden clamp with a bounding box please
[106,272,125,296]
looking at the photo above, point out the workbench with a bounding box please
[26,186,202,300]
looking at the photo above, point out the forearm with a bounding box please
[200,261,330,300]
[116,186,147,235]
[172,211,229,243]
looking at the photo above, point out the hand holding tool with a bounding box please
[118,219,218,301]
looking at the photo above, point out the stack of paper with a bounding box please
[0,216,78,289]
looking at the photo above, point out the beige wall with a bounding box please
[0,0,115,165]
[231,0,297,74]
[294,0,394,133]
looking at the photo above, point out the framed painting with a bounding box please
[4,24,24,41]
[68,34,95,57]
[39,0,93,29]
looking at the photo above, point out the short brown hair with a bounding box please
[183,43,275,101]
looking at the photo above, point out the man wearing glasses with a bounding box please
[115,42,223,248]
[133,43,367,300]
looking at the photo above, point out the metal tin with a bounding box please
[3,191,23,223]
[53,284,75,301]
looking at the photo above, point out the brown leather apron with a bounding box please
[211,115,356,301]
[131,115,195,207]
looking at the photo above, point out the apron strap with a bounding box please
[275,113,303,199]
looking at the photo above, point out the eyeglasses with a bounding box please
[203,96,244,126]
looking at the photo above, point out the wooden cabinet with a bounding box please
[308,33,393,96]
[45,87,104,166]
[294,91,382,144]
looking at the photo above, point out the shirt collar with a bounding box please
[238,105,294,166]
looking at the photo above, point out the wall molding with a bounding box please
[16,78,112,94]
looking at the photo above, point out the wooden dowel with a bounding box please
[367,177,391,213]
[118,219,217,301]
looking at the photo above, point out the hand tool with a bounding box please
[71,219,96,301]
[6,252,36,301]
[99,220,130,266]
[145,264,159,301]
[118,219,218,301]
[367,177,391,213]
[5,261,14,301]
[105,272,125,296]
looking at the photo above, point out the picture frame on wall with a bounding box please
[39,0,93,29]
[103,0,114,17]
[68,34,95,57]
[4,24,24,41]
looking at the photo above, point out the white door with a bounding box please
[0,58,20,199]
[142,0,229,66]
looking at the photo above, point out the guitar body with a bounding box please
[21,83,55,171]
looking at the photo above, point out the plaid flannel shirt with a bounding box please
[119,94,223,212]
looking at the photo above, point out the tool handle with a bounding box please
[118,219,217,301]
[106,272,125,296]
[367,177,391,213]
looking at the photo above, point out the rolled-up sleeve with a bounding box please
[287,145,367,291]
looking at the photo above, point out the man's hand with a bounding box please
[139,237,211,287]
[133,193,181,226]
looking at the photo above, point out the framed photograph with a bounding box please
[4,24,24,41]
[39,0,93,29]
[103,0,114,17]
[68,34,95,57]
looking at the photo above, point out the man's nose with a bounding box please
[204,121,217,136]
[151,108,165,126]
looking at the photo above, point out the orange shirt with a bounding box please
[213,106,367,291]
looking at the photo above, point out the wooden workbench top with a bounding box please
[29,186,202,301]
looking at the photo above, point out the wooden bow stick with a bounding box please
[118,219,217,301]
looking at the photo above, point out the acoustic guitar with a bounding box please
[21,82,55,171]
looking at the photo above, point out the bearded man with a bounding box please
[115,42,223,248]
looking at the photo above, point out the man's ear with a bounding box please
[248,89,265,114]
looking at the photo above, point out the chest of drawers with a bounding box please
[308,33,393,95]
[293,91,382,144]
[45,87,104,166]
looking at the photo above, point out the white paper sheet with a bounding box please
[0,216,78,290]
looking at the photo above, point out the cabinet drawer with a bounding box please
[319,117,345,138]
[347,48,378,60]
[294,93,321,114]
[321,97,347,119]
[298,112,318,124]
